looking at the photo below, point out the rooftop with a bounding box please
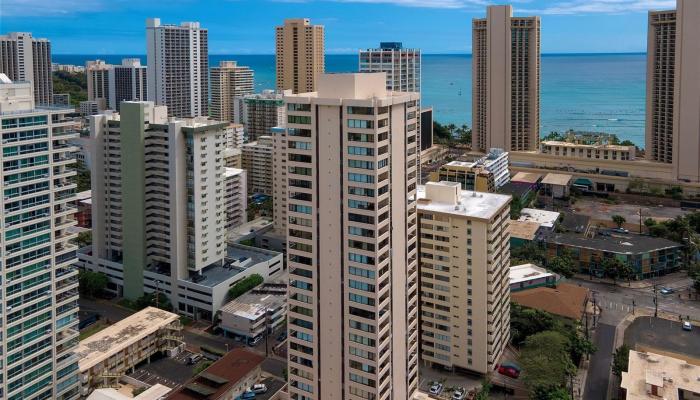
[510,263,556,285]
[87,383,172,400]
[417,182,511,221]
[508,220,541,241]
[620,350,700,400]
[546,232,683,254]
[541,173,573,186]
[511,283,589,320]
[182,244,281,287]
[77,307,179,372]
[165,348,264,400]
[542,140,634,151]
[519,208,561,228]
[223,167,244,178]
[511,171,542,184]
[220,290,287,321]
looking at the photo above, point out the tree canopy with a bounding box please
[78,270,108,298]
[228,274,264,300]
[519,331,576,398]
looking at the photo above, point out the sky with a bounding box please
[0,0,677,54]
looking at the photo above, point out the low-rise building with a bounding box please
[511,282,590,320]
[77,307,184,397]
[509,220,541,248]
[540,140,635,161]
[223,168,247,230]
[620,350,700,400]
[87,382,171,400]
[544,232,683,279]
[241,136,273,195]
[510,263,559,292]
[165,349,266,400]
[429,148,509,192]
[80,99,107,116]
[541,172,573,199]
[219,280,287,342]
[518,208,560,230]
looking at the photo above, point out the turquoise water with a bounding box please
[54,53,647,147]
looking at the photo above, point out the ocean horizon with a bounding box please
[54,53,648,147]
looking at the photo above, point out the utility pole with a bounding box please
[632,299,635,315]
[653,284,658,318]
[638,208,643,234]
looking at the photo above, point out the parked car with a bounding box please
[250,384,267,394]
[236,390,256,400]
[683,321,692,331]
[660,287,674,295]
[187,354,203,365]
[429,382,444,395]
[498,365,521,379]
[452,387,467,400]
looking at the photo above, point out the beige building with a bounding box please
[620,350,700,399]
[646,0,700,182]
[275,18,324,93]
[87,60,111,107]
[77,307,184,397]
[241,136,274,195]
[0,32,53,105]
[472,5,540,152]
[234,90,288,141]
[284,73,420,399]
[540,140,635,161]
[224,167,247,229]
[417,182,511,374]
[210,61,254,123]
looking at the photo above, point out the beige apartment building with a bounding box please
[241,136,273,195]
[284,73,420,399]
[87,60,111,107]
[417,182,511,375]
[646,0,700,182]
[210,61,254,123]
[472,5,540,153]
[275,18,324,93]
[540,140,635,161]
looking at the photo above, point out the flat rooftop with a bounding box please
[519,208,560,228]
[542,140,634,151]
[511,283,589,320]
[510,263,555,285]
[509,220,541,240]
[546,232,683,254]
[223,167,244,178]
[621,350,700,400]
[182,244,281,287]
[417,182,511,221]
[511,171,542,184]
[87,383,172,400]
[77,307,179,372]
[541,172,573,186]
[220,291,286,320]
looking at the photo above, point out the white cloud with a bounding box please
[0,0,119,16]
[521,0,675,15]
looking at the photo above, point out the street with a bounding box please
[583,323,615,400]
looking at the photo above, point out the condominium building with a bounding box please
[417,182,511,374]
[429,148,510,192]
[359,42,421,93]
[284,73,420,399]
[275,18,324,93]
[0,32,53,105]
[225,122,245,149]
[146,18,208,118]
[211,61,254,123]
[86,60,111,106]
[234,90,288,141]
[241,136,273,195]
[80,102,285,320]
[109,58,148,112]
[646,0,700,182]
[540,140,635,161]
[224,167,247,229]
[0,74,81,399]
[472,5,540,152]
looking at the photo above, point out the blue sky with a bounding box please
[1,0,676,54]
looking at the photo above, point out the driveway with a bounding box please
[584,323,615,400]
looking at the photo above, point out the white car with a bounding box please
[251,383,267,393]
[429,382,444,395]
[683,321,692,331]
[452,387,467,400]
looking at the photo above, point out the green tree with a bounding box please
[78,270,108,298]
[74,231,92,248]
[602,257,634,284]
[547,251,576,279]
[228,274,264,300]
[52,71,87,106]
[519,331,576,397]
[510,303,557,346]
[644,218,656,229]
[649,224,669,238]
[135,292,172,311]
[474,378,492,400]
[611,344,630,377]
[531,386,572,400]
[511,242,546,266]
[612,215,626,228]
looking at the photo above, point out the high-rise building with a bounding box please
[275,18,324,93]
[0,32,53,105]
[284,73,420,399]
[241,136,273,195]
[646,0,700,182]
[417,181,511,375]
[86,60,111,107]
[472,5,540,153]
[146,18,208,118]
[224,167,247,229]
[0,74,81,399]
[234,90,288,141]
[109,58,148,112]
[359,42,421,93]
[211,61,254,122]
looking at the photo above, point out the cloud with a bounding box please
[521,0,676,15]
[270,0,495,8]
[0,0,109,16]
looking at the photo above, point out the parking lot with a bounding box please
[418,365,481,399]
[624,316,700,361]
[128,350,201,390]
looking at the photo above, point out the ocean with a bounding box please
[54,53,647,147]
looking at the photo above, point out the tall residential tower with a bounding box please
[472,5,540,153]
[646,0,700,182]
[284,73,420,399]
[109,58,148,112]
[146,18,209,117]
[359,42,421,93]
[275,18,325,94]
[0,32,53,105]
[211,61,254,123]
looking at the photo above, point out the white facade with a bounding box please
[146,18,208,118]
[359,42,421,93]
[0,32,53,105]
[86,60,111,107]
[224,167,247,230]
[233,90,288,141]
[0,75,81,399]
